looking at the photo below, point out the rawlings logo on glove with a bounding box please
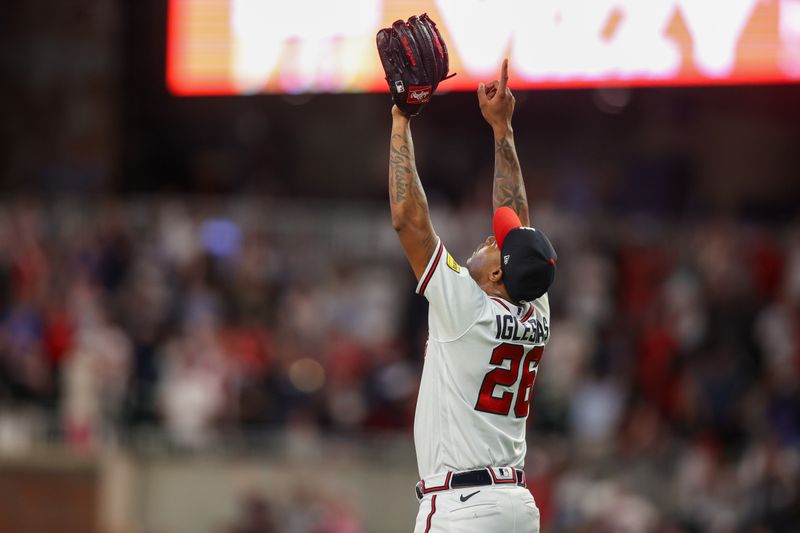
[376,14,453,116]
[408,86,432,104]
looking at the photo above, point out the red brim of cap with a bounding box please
[493,207,522,249]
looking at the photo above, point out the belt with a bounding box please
[415,467,527,501]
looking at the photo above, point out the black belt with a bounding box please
[415,467,527,500]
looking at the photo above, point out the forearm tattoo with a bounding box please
[493,134,529,223]
[389,132,425,206]
[388,129,437,261]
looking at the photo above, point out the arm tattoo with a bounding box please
[419,231,438,260]
[389,132,426,207]
[493,134,529,224]
[388,127,438,269]
[388,135,411,204]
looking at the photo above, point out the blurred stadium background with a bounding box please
[1,1,800,532]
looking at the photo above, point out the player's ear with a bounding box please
[489,267,503,284]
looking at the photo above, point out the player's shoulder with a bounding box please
[417,238,486,301]
[422,241,493,342]
[531,293,550,317]
[421,239,474,282]
[441,243,469,279]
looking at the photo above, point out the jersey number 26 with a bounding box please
[475,343,544,418]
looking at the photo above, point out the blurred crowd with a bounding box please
[222,490,363,533]
[0,198,409,450]
[0,198,798,532]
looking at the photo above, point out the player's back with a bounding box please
[413,239,550,479]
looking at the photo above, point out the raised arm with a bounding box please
[389,106,438,280]
[478,59,530,227]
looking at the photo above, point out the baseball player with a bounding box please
[387,59,556,533]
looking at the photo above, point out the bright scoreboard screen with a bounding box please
[168,0,800,95]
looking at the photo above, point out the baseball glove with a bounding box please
[376,14,453,116]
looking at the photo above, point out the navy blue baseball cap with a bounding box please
[493,207,557,303]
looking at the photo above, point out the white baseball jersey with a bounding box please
[414,238,551,479]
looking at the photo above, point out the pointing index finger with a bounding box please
[499,58,509,92]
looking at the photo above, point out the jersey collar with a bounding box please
[490,296,527,316]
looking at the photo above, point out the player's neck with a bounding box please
[483,283,513,303]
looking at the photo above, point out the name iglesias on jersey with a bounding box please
[494,313,550,344]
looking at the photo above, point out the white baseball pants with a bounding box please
[413,485,540,533]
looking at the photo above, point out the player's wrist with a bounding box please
[392,116,411,131]
[392,106,411,123]
[492,123,513,137]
